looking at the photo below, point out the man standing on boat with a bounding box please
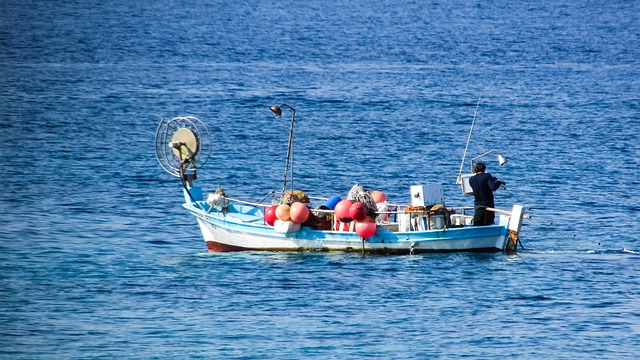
[469,162,505,226]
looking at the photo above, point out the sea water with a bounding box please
[1,0,639,358]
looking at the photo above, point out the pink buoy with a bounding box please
[275,204,291,221]
[349,201,367,221]
[356,221,377,238]
[289,202,310,224]
[334,199,353,222]
[370,190,387,203]
[264,205,278,226]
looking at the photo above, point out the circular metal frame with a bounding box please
[154,116,212,176]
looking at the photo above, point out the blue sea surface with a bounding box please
[1,0,639,358]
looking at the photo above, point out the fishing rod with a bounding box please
[456,94,482,184]
[500,183,531,211]
[500,184,523,203]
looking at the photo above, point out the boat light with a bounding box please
[270,105,283,117]
[497,153,507,166]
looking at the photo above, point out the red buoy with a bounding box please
[356,221,377,238]
[264,205,278,226]
[349,201,367,221]
[289,202,310,224]
[334,199,354,222]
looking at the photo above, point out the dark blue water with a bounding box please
[1,0,639,358]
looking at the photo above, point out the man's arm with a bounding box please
[488,175,504,191]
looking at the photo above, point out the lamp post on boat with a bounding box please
[458,150,507,195]
[270,104,296,194]
[469,150,507,172]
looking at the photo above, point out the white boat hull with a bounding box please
[187,202,517,254]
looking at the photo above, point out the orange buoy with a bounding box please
[370,190,387,203]
[275,204,291,221]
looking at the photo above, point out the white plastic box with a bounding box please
[410,184,444,207]
[460,174,474,196]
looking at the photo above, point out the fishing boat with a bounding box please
[155,106,526,255]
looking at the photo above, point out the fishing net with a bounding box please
[280,190,310,205]
[304,211,332,230]
[346,184,378,218]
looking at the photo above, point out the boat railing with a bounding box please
[196,189,527,234]
[203,193,486,229]
[222,196,273,208]
[209,195,523,220]
[215,194,331,208]
[211,195,476,216]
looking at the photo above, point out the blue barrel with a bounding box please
[323,195,342,210]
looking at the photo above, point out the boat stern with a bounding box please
[505,204,525,254]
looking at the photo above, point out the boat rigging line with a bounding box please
[258,190,277,204]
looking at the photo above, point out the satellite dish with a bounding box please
[154,116,212,177]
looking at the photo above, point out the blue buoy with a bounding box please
[324,195,342,210]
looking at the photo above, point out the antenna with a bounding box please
[456,95,481,184]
